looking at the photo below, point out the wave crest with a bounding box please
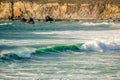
[80,40,120,52]
[0,40,120,60]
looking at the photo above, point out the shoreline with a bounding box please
[0,19,120,23]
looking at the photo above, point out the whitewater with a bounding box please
[0,21,120,80]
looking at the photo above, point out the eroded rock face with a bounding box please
[0,1,120,20]
[0,2,11,19]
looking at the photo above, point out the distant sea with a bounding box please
[0,21,120,80]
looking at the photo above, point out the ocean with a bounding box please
[0,21,120,80]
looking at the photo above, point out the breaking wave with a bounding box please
[80,40,120,52]
[0,40,120,60]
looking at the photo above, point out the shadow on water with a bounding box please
[0,32,77,40]
[0,45,19,51]
[0,21,112,32]
[0,21,113,40]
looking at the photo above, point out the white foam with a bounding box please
[110,23,120,28]
[1,47,35,58]
[15,48,35,58]
[81,22,120,29]
[0,23,12,26]
[80,40,120,52]
[17,51,32,58]
[81,22,110,26]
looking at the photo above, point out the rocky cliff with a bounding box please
[0,0,120,20]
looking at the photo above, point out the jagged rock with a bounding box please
[45,16,54,22]
[8,16,14,20]
[20,17,27,22]
[27,17,35,24]
[14,16,21,20]
[117,19,120,22]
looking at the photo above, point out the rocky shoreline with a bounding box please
[1,18,120,22]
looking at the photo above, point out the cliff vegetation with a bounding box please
[0,0,120,20]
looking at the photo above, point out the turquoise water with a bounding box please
[0,21,120,80]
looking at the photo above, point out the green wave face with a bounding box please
[34,43,84,54]
[0,43,84,60]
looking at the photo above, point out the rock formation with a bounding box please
[45,16,54,22]
[27,17,35,24]
[0,0,120,20]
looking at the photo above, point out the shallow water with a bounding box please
[0,21,120,80]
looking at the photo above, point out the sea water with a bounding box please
[0,21,120,80]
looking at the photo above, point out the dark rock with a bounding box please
[117,19,120,22]
[8,16,14,21]
[38,19,41,21]
[27,17,35,24]
[14,16,21,20]
[20,17,27,22]
[45,16,54,22]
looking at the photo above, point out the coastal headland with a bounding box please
[0,0,120,21]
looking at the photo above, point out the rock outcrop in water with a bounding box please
[45,16,54,22]
[27,17,35,24]
[0,0,120,20]
[20,17,27,22]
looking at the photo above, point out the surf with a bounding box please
[0,43,84,60]
[81,40,120,52]
[0,40,120,60]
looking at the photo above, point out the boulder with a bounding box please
[27,17,35,24]
[20,17,27,22]
[45,16,54,22]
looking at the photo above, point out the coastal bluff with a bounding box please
[0,0,120,20]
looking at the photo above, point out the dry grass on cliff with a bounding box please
[0,0,120,4]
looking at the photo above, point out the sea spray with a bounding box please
[80,40,120,52]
